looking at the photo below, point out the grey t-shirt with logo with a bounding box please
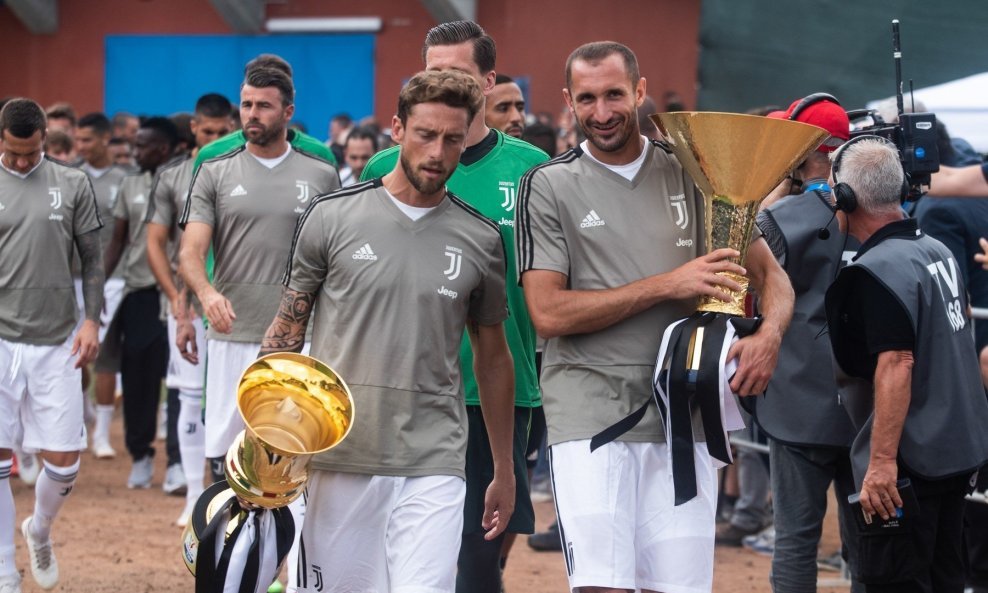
[79,162,129,279]
[0,158,103,344]
[180,146,340,342]
[113,171,158,291]
[516,141,705,446]
[286,180,508,478]
[145,156,194,271]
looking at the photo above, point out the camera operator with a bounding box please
[825,136,988,593]
[751,94,862,592]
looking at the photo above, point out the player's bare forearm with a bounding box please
[522,248,746,339]
[103,217,128,278]
[76,229,105,322]
[259,288,314,355]
[470,320,516,473]
[146,222,179,303]
[726,238,793,395]
[745,238,793,341]
[178,222,213,300]
[469,319,516,539]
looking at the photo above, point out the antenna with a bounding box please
[892,19,904,117]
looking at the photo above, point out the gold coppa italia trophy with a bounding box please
[648,112,827,505]
[182,352,354,593]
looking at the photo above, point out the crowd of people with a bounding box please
[2,17,988,593]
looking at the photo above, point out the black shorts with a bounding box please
[462,406,535,535]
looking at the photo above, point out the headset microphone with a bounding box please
[817,207,838,240]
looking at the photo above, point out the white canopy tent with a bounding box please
[868,72,988,154]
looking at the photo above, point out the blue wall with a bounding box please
[105,34,375,139]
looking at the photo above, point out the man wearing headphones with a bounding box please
[751,94,863,591]
[825,137,988,592]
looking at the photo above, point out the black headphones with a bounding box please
[788,92,840,122]
[830,134,909,213]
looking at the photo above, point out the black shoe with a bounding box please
[715,522,762,547]
[527,521,562,552]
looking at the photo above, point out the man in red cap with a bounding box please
[749,94,865,591]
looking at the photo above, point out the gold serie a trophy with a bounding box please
[182,353,354,593]
[648,112,827,505]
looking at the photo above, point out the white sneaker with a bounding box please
[162,463,187,496]
[17,452,40,487]
[91,437,116,460]
[176,498,196,528]
[127,456,153,489]
[21,517,58,590]
[0,573,21,593]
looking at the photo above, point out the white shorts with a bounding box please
[0,335,87,452]
[165,316,206,392]
[550,439,717,593]
[203,339,309,458]
[74,277,125,343]
[297,472,465,593]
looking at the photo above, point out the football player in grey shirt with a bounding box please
[517,42,793,592]
[261,70,515,592]
[146,93,234,526]
[179,66,340,480]
[75,111,131,459]
[102,117,180,491]
[0,98,105,592]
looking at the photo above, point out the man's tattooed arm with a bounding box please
[76,229,106,322]
[259,288,314,355]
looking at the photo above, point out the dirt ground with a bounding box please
[7,411,851,592]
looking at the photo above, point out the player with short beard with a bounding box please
[486,74,526,139]
[517,42,792,593]
[361,23,548,591]
[262,68,515,593]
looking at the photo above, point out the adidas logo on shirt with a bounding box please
[0,202,5,212]
[230,184,248,197]
[580,210,606,228]
[352,243,378,261]
[134,194,146,204]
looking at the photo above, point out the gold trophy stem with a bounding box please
[697,272,749,316]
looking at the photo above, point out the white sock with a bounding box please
[94,404,114,442]
[0,460,16,578]
[178,391,206,502]
[31,459,80,542]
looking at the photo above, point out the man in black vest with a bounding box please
[825,136,988,593]
[752,94,862,591]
